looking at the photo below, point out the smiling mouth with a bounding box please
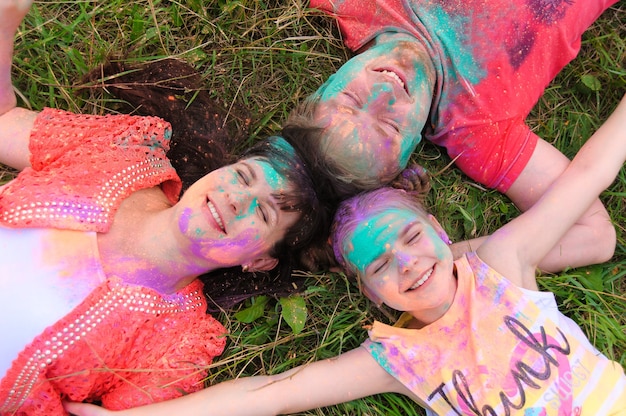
[377,69,407,94]
[408,267,433,291]
[207,200,225,232]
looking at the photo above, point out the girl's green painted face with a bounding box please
[342,207,456,321]
[314,35,434,183]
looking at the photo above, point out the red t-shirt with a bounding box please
[310,0,616,190]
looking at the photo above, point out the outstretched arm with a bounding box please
[64,347,409,416]
[504,136,616,271]
[479,94,626,289]
[450,136,616,273]
[0,0,38,171]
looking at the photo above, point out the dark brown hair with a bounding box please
[91,58,329,310]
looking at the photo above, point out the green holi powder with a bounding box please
[318,42,395,101]
[397,61,432,166]
[367,39,403,57]
[261,137,295,175]
[422,4,484,85]
[271,136,295,157]
[345,217,386,273]
[236,197,259,221]
[317,39,430,170]
[319,73,349,101]
[368,343,394,374]
[398,138,416,167]
[257,160,285,191]
[345,209,415,274]
[363,83,396,111]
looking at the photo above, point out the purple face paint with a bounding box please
[178,207,193,235]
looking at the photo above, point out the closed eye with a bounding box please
[400,222,423,246]
[236,168,250,186]
[257,204,269,224]
[374,259,388,274]
[380,117,400,134]
[406,231,420,245]
[342,91,361,107]
[367,258,389,276]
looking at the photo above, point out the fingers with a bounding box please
[63,401,111,416]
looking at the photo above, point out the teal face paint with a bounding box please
[397,59,432,166]
[364,83,396,110]
[235,196,258,221]
[256,160,286,191]
[269,136,295,157]
[345,208,417,275]
[318,42,395,102]
[315,36,436,181]
[257,136,296,177]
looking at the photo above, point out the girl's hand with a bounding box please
[63,401,117,416]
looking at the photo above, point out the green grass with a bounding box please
[5,1,626,414]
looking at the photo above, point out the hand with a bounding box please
[0,0,34,31]
[63,401,117,416]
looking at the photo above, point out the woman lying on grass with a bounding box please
[0,1,326,414]
[66,94,626,415]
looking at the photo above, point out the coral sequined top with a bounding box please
[0,109,227,415]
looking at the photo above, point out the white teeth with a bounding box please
[409,268,433,290]
[381,70,405,89]
[207,201,224,231]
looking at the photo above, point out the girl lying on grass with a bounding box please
[66,94,626,415]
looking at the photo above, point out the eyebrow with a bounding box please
[241,160,279,226]
[399,220,417,241]
[240,161,257,182]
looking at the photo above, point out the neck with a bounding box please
[97,188,220,294]
[408,269,458,329]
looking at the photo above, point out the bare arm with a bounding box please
[0,107,36,170]
[504,137,615,272]
[0,0,37,170]
[478,95,626,289]
[64,347,409,416]
[450,137,616,272]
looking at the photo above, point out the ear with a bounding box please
[246,256,279,272]
[428,214,451,244]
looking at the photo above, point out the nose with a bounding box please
[366,82,396,111]
[227,189,255,215]
[396,251,413,274]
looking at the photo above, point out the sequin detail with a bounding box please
[0,108,182,233]
[0,281,204,412]
[0,278,226,414]
[1,158,165,228]
[0,109,223,414]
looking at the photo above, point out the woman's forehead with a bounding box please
[240,157,289,190]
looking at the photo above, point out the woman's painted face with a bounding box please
[342,207,455,323]
[175,157,300,269]
[315,35,433,183]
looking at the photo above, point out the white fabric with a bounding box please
[0,226,105,378]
